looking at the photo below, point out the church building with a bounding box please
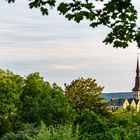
[109,55,140,112]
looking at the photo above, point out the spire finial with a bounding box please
[136,53,140,76]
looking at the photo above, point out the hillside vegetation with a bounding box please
[0,69,140,140]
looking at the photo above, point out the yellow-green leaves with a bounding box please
[65,77,108,115]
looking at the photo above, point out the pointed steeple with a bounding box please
[136,53,140,77]
[133,54,140,92]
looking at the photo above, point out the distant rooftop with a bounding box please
[102,92,132,101]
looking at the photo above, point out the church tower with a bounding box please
[132,54,140,99]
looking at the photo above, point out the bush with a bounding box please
[0,132,28,140]
[1,122,80,140]
[30,122,79,140]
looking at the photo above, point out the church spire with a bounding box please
[136,53,140,77]
[132,54,140,99]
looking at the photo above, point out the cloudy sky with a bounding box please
[0,0,139,92]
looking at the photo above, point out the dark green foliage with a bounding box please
[77,109,131,140]
[0,132,28,140]
[78,109,109,139]
[29,0,56,16]
[39,83,75,125]
[127,128,140,140]
[0,70,75,137]
[1,122,80,140]
[20,72,75,126]
[2,103,140,140]
[20,72,50,125]
[0,123,38,140]
[91,127,127,140]
[58,0,138,48]
[5,0,15,3]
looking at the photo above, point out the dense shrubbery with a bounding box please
[1,69,140,139]
[1,110,140,140]
[1,122,79,140]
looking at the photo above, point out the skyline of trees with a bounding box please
[0,69,140,139]
[0,69,107,137]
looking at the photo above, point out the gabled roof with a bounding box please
[127,98,133,104]
[110,98,126,105]
[133,98,140,104]
[127,98,140,105]
[110,98,140,106]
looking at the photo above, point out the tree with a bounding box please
[65,78,108,115]
[5,0,139,48]
[110,110,136,130]
[20,72,50,125]
[39,83,75,125]
[20,72,75,126]
[0,69,24,136]
[77,109,126,140]
[78,109,109,139]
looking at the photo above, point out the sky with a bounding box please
[0,0,140,93]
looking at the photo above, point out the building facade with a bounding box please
[109,55,140,111]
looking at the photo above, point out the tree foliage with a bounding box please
[65,78,108,115]
[20,72,75,126]
[78,109,109,139]
[20,72,50,124]
[0,70,75,137]
[4,0,140,48]
[0,69,24,136]
[1,71,140,139]
[1,69,140,139]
